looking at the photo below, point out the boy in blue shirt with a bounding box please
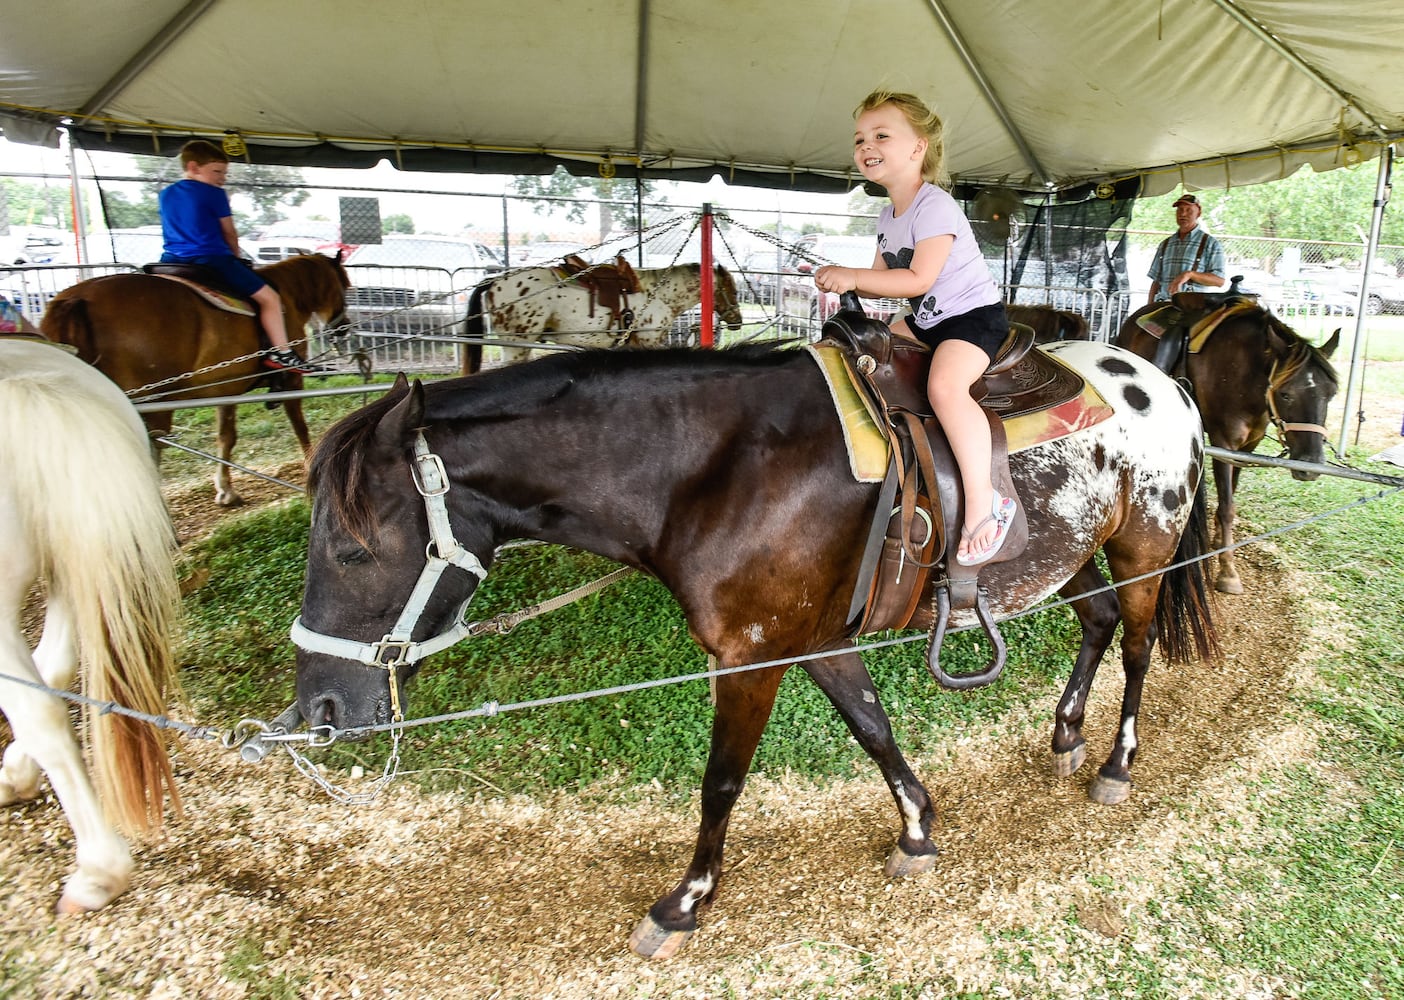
[160,140,324,373]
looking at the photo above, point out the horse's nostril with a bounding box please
[308,695,340,729]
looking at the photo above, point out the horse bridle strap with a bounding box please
[1265,354,1328,439]
[290,433,487,669]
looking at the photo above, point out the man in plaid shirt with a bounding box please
[1147,193,1227,303]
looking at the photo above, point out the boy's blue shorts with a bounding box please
[160,252,266,297]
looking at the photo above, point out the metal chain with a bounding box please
[3,481,1397,806]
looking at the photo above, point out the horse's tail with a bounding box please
[0,362,183,835]
[1155,467,1221,665]
[460,282,487,375]
[38,292,98,360]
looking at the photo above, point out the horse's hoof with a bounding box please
[628,913,694,960]
[56,874,129,914]
[1088,774,1132,806]
[1215,575,1244,595]
[1053,741,1087,777]
[884,844,938,878]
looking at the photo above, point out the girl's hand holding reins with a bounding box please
[814,265,857,294]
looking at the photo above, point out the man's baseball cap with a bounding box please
[1172,193,1200,207]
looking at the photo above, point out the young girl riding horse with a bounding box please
[814,89,1014,566]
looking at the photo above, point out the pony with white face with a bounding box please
[460,262,744,373]
[0,338,182,912]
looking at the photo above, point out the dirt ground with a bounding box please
[3,369,1399,999]
[0,522,1314,997]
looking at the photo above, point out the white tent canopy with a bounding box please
[2,0,1401,195]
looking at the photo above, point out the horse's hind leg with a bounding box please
[1086,566,1165,806]
[629,664,787,960]
[803,649,938,877]
[213,403,243,507]
[0,596,132,912]
[1051,559,1122,780]
[283,399,311,456]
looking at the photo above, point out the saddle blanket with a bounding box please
[1136,299,1258,352]
[152,273,256,316]
[808,344,1115,483]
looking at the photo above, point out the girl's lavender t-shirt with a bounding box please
[876,182,999,328]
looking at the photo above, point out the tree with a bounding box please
[1134,158,1404,266]
[123,153,310,230]
[844,188,884,235]
[383,213,415,234]
[509,166,663,241]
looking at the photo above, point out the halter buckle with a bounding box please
[372,636,415,667]
[411,450,450,497]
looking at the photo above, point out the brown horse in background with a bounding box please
[1118,302,1339,594]
[1006,303,1090,343]
[41,253,351,506]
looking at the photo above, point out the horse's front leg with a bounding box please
[282,398,311,455]
[803,649,938,877]
[629,665,786,960]
[1212,457,1244,594]
[213,403,243,507]
[1051,560,1121,780]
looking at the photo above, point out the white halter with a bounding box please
[290,433,487,668]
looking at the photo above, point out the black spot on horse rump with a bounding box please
[1098,356,1137,376]
[1122,384,1151,413]
[1162,487,1181,512]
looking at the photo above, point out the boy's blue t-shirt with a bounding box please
[160,178,233,259]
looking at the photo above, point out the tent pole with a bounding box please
[63,128,87,264]
[1336,144,1393,454]
[699,204,714,348]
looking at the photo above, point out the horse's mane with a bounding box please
[1262,310,1340,385]
[309,343,799,545]
[257,252,350,303]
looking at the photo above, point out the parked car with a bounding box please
[777,234,906,336]
[254,219,357,258]
[1298,264,1404,315]
[343,234,504,337]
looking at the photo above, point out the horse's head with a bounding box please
[715,264,745,331]
[293,375,490,737]
[1266,320,1340,479]
[265,252,354,342]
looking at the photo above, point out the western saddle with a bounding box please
[820,294,1073,690]
[559,253,644,340]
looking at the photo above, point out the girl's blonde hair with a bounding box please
[854,89,947,187]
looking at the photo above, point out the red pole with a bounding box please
[699,203,715,348]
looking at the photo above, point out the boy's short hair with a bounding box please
[179,139,229,167]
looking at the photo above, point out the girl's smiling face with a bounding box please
[853,104,926,185]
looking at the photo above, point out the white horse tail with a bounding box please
[0,354,183,835]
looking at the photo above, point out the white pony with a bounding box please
[0,338,182,912]
[460,261,744,373]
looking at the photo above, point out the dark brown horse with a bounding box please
[290,337,1216,959]
[40,253,351,505]
[1117,302,1339,593]
[1006,303,1090,343]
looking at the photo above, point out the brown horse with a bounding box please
[1005,303,1090,343]
[41,253,351,505]
[1117,302,1339,593]
[290,333,1216,958]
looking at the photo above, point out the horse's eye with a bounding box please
[336,548,372,567]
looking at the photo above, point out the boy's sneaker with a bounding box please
[263,347,330,374]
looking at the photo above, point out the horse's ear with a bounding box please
[374,378,425,454]
[1321,328,1341,358]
